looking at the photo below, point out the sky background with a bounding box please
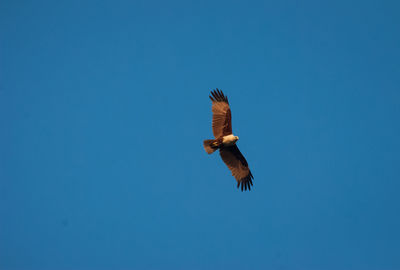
[1,0,400,269]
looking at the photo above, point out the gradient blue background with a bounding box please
[1,0,400,269]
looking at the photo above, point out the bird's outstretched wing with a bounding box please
[219,145,254,191]
[209,89,232,138]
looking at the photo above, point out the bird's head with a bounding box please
[235,136,239,141]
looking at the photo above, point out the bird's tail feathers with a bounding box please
[203,139,219,154]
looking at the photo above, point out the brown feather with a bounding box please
[219,145,253,191]
[209,89,232,138]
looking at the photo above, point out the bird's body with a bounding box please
[203,89,254,191]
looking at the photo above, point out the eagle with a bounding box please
[203,89,254,191]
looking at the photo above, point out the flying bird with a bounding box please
[203,89,254,191]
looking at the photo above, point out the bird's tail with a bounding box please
[203,139,219,154]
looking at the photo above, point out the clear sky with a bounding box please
[1,0,400,269]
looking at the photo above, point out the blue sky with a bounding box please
[1,0,400,269]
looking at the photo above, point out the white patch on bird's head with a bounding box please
[222,134,239,146]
